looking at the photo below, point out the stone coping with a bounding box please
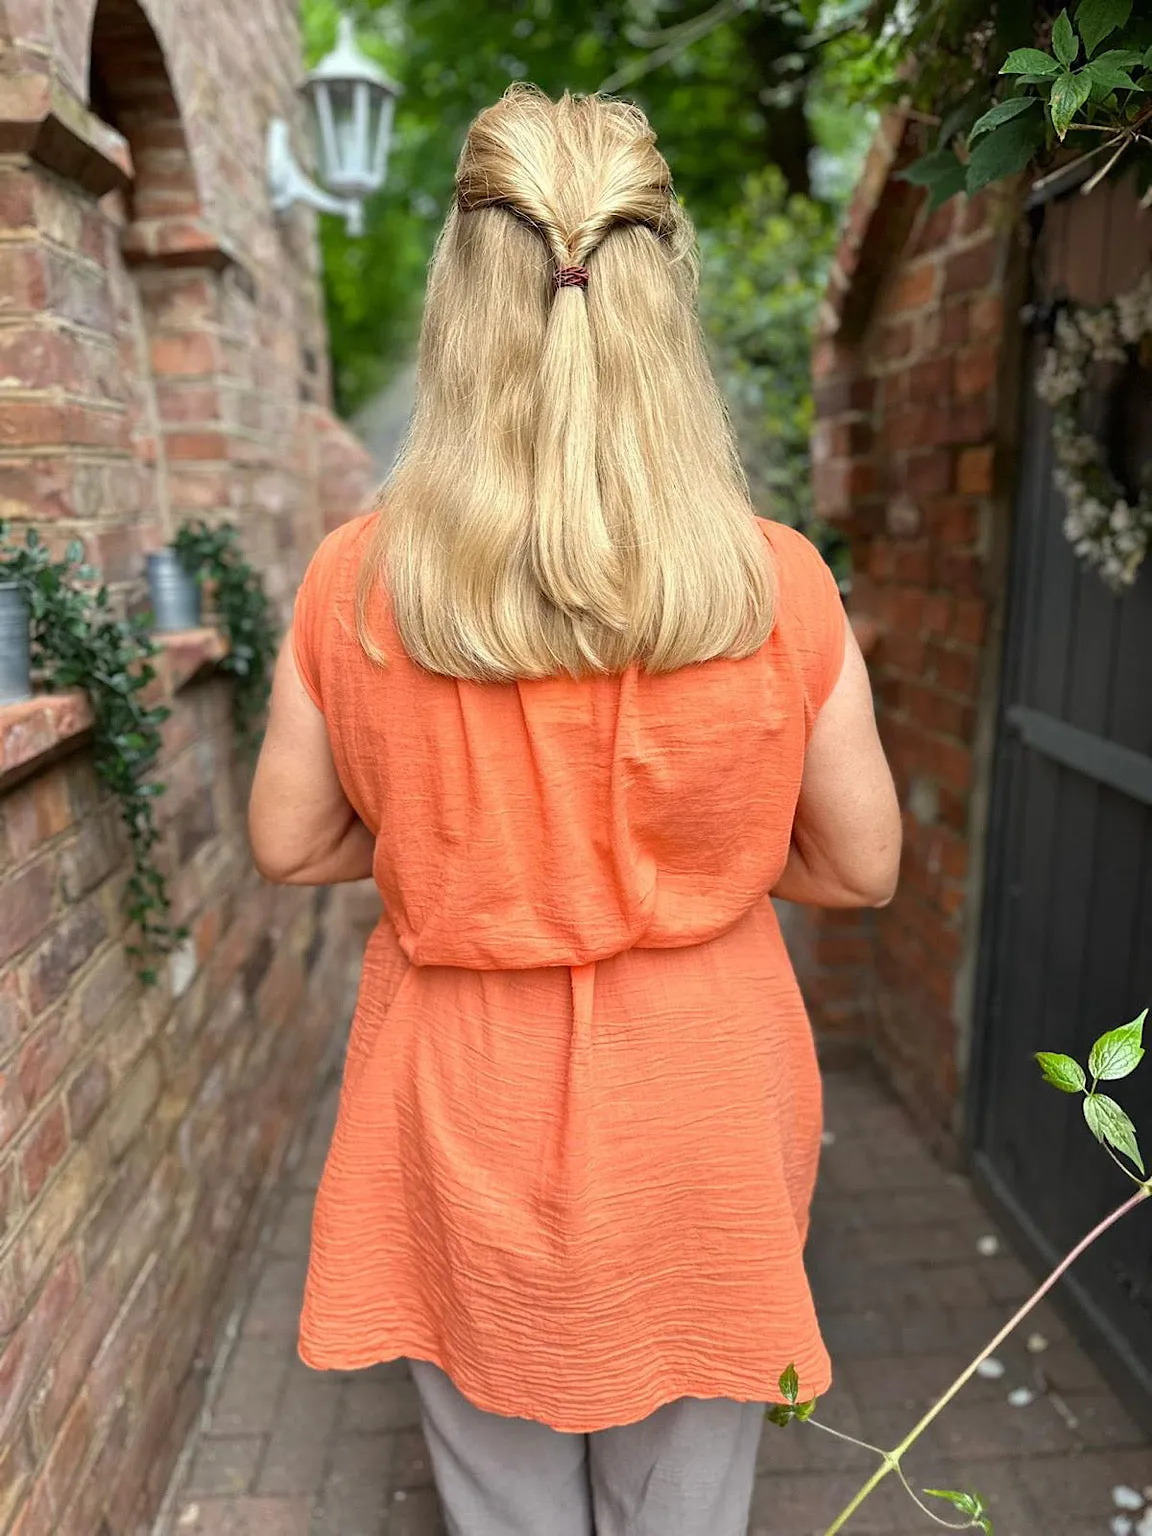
[0,627,227,792]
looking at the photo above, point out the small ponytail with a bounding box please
[531,261,624,637]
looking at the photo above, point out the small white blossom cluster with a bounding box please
[1036,281,1152,593]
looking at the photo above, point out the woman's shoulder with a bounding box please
[308,510,377,575]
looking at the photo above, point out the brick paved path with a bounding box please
[155,1066,1150,1536]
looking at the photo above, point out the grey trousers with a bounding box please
[408,1361,764,1536]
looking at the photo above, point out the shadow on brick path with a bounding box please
[155,1065,1150,1536]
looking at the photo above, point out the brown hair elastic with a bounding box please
[555,264,590,290]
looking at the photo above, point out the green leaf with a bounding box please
[1076,0,1132,56]
[1085,58,1138,90]
[1084,1093,1146,1173]
[924,1488,992,1532]
[1036,1052,1087,1093]
[779,1364,799,1404]
[794,1398,817,1421]
[1002,48,1062,75]
[970,97,1042,141]
[1089,1011,1147,1081]
[898,146,968,209]
[966,113,1048,192]
[766,1403,795,1427]
[1053,10,1080,68]
[1049,70,1095,137]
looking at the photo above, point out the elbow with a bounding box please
[250,842,306,885]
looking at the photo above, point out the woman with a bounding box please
[249,87,900,1536]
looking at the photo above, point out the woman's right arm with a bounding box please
[771,622,901,908]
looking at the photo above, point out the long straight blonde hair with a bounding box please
[356,86,775,680]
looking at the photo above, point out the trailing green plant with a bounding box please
[172,521,277,753]
[859,1,1152,209]
[771,1006,1150,1533]
[0,524,184,983]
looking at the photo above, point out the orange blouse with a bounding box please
[292,512,844,1431]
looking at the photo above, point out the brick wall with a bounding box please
[797,113,1025,1150]
[0,2,376,1531]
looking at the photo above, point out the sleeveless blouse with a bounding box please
[292,511,844,1430]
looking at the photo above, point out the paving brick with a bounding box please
[311,1433,392,1536]
[185,1437,265,1498]
[171,1496,312,1535]
[255,1366,341,1496]
[340,1372,423,1434]
[207,1339,294,1438]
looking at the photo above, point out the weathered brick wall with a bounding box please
[0,1,376,1531]
[798,113,1024,1149]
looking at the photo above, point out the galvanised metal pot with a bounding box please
[0,580,32,706]
[146,548,202,633]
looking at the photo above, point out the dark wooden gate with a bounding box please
[971,174,1152,1425]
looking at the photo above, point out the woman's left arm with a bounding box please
[248,636,375,885]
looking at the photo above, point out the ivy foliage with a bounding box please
[172,521,278,754]
[0,524,183,983]
[865,0,1152,208]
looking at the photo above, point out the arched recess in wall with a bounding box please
[87,0,245,553]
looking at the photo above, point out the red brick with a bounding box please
[25,903,107,1018]
[881,631,927,675]
[0,246,48,313]
[893,544,930,585]
[163,429,230,461]
[921,593,952,635]
[905,450,953,497]
[952,597,987,645]
[909,356,953,399]
[0,1254,82,1444]
[955,343,997,400]
[0,400,68,450]
[64,1055,110,1140]
[888,261,938,313]
[933,737,973,792]
[21,1103,68,1201]
[956,445,994,495]
[940,299,969,346]
[0,863,53,968]
[148,332,219,376]
[944,240,998,296]
[933,644,979,695]
[970,292,1004,339]
[934,548,984,598]
[911,200,956,256]
[154,382,221,424]
[878,318,916,362]
[926,498,978,546]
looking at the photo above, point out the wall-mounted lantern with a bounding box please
[267,15,401,237]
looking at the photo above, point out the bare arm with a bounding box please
[248,636,375,885]
[771,620,901,908]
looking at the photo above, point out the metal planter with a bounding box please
[147,548,202,633]
[0,580,32,706]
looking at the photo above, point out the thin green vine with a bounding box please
[172,521,277,753]
[0,524,184,983]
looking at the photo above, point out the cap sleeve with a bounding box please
[291,516,371,713]
[291,542,328,712]
[759,519,846,723]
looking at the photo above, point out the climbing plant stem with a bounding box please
[822,1183,1151,1536]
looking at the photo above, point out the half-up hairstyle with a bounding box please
[356,85,775,680]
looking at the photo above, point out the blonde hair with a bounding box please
[356,86,774,680]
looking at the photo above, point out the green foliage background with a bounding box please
[300,0,879,536]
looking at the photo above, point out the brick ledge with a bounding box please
[0,627,227,792]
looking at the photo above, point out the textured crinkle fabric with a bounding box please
[293,512,845,1431]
